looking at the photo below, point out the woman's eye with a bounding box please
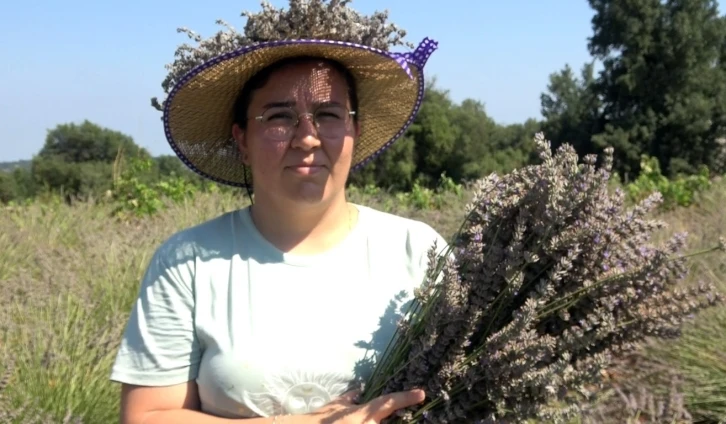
[267,112,294,121]
[317,111,343,120]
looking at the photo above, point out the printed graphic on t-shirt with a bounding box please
[241,370,355,416]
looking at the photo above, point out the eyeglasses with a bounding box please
[253,105,356,141]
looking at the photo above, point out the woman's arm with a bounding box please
[120,381,425,424]
[120,381,280,424]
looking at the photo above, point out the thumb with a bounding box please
[368,389,426,421]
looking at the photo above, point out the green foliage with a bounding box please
[536,0,726,185]
[0,121,221,208]
[586,0,726,180]
[349,80,540,191]
[0,160,31,172]
[625,155,711,210]
[0,172,21,204]
[540,62,602,158]
[111,156,197,218]
[347,173,465,211]
[154,154,192,178]
[0,168,39,204]
[17,121,154,203]
[348,133,418,191]
[395,173,465,210]
[396,182,436,210]
[31,157,113,202]
[38,120,149,164]
[644,303,726,422]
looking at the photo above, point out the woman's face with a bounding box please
[233,60,359,208]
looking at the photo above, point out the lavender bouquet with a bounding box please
[359,133,725,423]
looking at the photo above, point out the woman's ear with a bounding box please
[232,124,250,165]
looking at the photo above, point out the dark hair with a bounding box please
[232,55,359,129]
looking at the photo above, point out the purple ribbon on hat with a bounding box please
[390,37,439,79]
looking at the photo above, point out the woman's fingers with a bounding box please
[365,389,426,422]
[336,389,362,405]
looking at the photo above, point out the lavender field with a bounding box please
[0,179,724,423]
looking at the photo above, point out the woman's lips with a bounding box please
[287,164,326,175]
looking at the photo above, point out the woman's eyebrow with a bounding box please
[261,100,345,109]
[262,100,296,109]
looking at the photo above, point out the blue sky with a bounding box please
[1,0,603,161]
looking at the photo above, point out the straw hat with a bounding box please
[162,37,439,188]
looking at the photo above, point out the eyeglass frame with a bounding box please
[251,103,357,141]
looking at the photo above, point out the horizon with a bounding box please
[3,0,715,163]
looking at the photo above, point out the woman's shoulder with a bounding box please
[354,204,450,252]
[355,203,434,229]
[151,208,248,264]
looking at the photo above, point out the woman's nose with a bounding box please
[291,116,321,150]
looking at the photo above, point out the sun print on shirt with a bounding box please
[241,369,356,417]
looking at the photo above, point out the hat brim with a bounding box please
[162,38,438,188]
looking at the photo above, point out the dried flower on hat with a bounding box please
[151,0,412,111]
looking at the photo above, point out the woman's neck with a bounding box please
[248,194,358,255]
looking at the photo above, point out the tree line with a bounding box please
[2,0,726,204]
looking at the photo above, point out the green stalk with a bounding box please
[362,206,482,400]
[535,245,720,320]
[361,249,450,401]
[363,271,456,399]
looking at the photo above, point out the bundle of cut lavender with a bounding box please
[359,133,726,423]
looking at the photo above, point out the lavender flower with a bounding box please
[151,0,413,112]
[361,133,725,423]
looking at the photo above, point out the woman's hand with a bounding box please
[298,389,426,424]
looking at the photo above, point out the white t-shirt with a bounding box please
[110,203,449,419]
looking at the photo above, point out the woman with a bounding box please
[111,37,445,423]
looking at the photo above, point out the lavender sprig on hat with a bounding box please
[360,133,725,423]
[151,0,411,112]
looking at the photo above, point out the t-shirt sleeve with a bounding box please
[110,236,201,387]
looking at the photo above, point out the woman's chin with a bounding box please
[284,181,332,205]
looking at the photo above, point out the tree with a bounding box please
[0,167,36,204]
[37,120,148,163]
[487,119,542,173]
[155,155,188,178]
[540,62,603,158]
[407,81,461,186]
[347,81,459,191]
[0,172,20,204]
[587,0,726,179]
[347,134,417,191]
[31,156,113,201]
[31,121,149,200]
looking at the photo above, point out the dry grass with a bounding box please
[0,182,723,423]
[598,178,726,424]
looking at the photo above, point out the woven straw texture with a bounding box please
[164,42,423,188]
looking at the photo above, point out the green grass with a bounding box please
[0,179,724,423]
[616,178,726,424]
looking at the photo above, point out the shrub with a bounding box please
[625,155,711,211]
